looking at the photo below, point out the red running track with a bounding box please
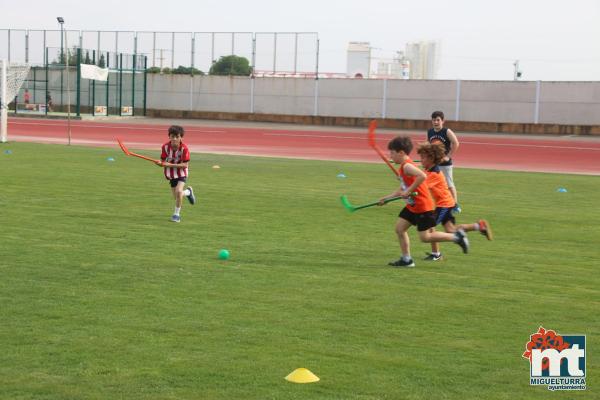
[6,117,600,175]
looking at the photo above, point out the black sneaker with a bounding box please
[423,252,443,261]
[186,187,196,205]
[388,258,415,268]
[454,229,469,254]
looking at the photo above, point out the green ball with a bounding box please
[218,249,230,260]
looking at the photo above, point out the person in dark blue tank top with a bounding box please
[427,111,461,212]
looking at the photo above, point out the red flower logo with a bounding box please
[523,327,570,370]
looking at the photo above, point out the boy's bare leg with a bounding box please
[457,220,493,240]
[456,223,476,232]
[388,218,416,267]
[419,229,469,254]
[173,181,186,208]
[395,218,412,258]
[419,230,456,243]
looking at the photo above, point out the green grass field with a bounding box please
[1,142,598,399]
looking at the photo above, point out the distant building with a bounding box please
[346,42,371,78]
[404,41,439,79]
[375,51,410,79]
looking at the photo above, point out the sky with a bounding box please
[1,0,599,80]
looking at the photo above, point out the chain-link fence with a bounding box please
[0,29,319,75]
[12,47,147,116]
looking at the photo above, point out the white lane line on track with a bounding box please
[11,122,600,151]
[459,141,600,151]
[264,133,365,140]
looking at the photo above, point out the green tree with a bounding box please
[172,65,204,75]
[209,55,252,76]
[84,50,92,64]
[52,46,79,65]
[98,54,106,68]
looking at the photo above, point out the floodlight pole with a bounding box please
[57,17,71,145]
[58,17,64,63]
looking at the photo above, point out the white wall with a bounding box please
[143,75,600,125]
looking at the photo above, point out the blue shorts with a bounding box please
[169,177,187,187]
[435,207,456,226]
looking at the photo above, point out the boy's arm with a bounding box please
[446,128,459,160]
[159,161,189,168]
[158,146,190,168]
[378,163,425,204]
[401,163,426,195]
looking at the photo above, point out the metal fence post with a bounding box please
[190,34,195,111]
[25,30,29,63]
[250,34,256,113]
[132,53,137,115]
[92,50,96,115]
[534,80,541,124]
[313,38,319,116]
[119,53,123,116]
[105,53,110,115]
[171,32,175,69]
[76,47,81,116]
[382,79,388,119]
[45,47,49,116]
[143,56,147,116]
[455,79,461,121]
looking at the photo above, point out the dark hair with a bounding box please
[431,111,445,120]
[417,142,446,165]
[387,136,413,155]
[168,125,184,137]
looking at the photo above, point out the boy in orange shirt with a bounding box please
[417,142,492,261]
[377,136,469,268]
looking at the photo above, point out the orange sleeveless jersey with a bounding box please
[399,159,435,213]
[425,167,455,208]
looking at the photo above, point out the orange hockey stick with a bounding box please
[117,138,160,164]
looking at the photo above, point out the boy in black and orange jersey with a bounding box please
[377,136,469,268]
[428,111,460,212]
[417,142,492,261]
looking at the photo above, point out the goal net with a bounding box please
[1,60,31,142]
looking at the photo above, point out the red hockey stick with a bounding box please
[117,138,160,164]
[367,120,400,177]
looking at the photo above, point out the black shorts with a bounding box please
[169,177,187,187]
[399,207,437,232]
[435,207,456,226]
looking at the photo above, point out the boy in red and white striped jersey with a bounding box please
[156,125,196,223]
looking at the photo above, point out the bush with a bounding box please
[209,55,252,76]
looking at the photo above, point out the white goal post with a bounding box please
[0,60,31,143]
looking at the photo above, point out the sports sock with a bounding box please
[174,207,181,216]
[474,223,480,231]
[431,252,441,257]
[183,189,191,197]
[401,255,412,262]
